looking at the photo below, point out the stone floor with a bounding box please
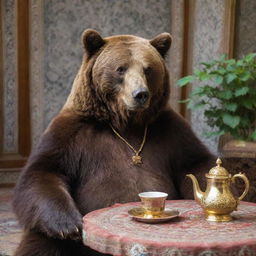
[0,185,22,256]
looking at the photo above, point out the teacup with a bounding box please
[138,191,168,217]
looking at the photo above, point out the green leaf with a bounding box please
[198,72,210,81]
[240,117,250,127]
[235,87,249,97]
[190,86,205,96]
[225,59,236,65]
[222,113,240,128]
[204,130,225,138]
[217,90,233,99]
[187,100,195,109]
[239,72,251,81]
[224,103,238,112]
[219,54,227,61]
[178,99,190,103]
[226,73,237,84]
[215,75,224,84]
[218,68,227,75]
[201,59,218,68]
[194,69,201,76]
[194,70,210,80]
[244,53,256,62]
[227,64,236,72]
[192,103,206,110]
[176,75,194,87]
[237,60,244,66]
[201,62,212,68]
[240,98,255,109]
[250,130,256,141]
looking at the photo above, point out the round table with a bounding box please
[83,200,256,256]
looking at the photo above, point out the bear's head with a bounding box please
[64,29,172,129]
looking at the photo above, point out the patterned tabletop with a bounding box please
[83,200,256,256]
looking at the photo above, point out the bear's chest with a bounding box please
[74,125,178,214]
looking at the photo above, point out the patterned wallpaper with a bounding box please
[235,0,256,58]
[190,0,225,154]
[43,0,171,129]
[2,0,18,153]
[30,0,45,148]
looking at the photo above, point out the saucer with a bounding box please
[128,207,179,223]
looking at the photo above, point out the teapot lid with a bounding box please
[206,158,230,179]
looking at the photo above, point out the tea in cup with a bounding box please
[138,191,168,218]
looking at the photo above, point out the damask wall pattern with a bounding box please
[2,0,18,153]
[30,0,45,148]
[235,0,256,58]
[190,0,226,154]
[43,0,171,130]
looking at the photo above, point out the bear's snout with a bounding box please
[132,88,149,106]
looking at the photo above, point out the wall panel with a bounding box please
[0,0,31,175]
[2,0,18,153]
[183,0,237,154]
[235,0,256,58]
[30,0,44,148]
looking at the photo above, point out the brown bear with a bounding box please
[13,29,215,256]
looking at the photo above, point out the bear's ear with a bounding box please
[150,32,172,58]
[82,29,106,57]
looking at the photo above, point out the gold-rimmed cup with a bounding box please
[138,191,168,218]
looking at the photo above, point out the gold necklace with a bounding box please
[110,125,148,165]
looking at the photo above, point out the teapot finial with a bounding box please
[208,158,229,178]
[216,158,222,167]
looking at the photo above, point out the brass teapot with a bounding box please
[187,158,249,222]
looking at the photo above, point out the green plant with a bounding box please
[177,53,256,141]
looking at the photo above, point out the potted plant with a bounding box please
[177,53,256,157]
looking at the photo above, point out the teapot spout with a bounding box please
[186,174,205,203]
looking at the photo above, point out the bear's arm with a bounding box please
[166,110,216,199]
[13,113,83,239]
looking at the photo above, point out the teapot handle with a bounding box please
[232,173,250,201]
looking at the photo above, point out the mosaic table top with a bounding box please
[83,200,256,256]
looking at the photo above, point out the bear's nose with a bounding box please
[132,88,149,105]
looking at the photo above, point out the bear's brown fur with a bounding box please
[13,30,215,256]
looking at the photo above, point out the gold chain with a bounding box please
[110,125,148,164]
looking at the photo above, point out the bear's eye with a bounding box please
[144,66,152,76]
[116,66,127,75]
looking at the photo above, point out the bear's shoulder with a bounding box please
[38,110,109,151]
[43,110,85,139]
[154,108,191,131]
[35,110,90,152]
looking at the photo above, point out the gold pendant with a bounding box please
[132,155,142,164]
